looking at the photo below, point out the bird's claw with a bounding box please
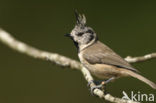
[88,77,115,95]
[90,84,104,95]
[87,80,94,87]
[88,80,105,95]
[87,80,104,87]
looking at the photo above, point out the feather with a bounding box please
[83,41,139,73]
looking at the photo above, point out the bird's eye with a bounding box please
[86,29,94,34]
[77,32,84,36]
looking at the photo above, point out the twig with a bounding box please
[125,54,156,63]
[1,28,155,103]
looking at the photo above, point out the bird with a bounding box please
[65,11,156,92]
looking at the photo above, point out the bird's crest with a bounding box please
[74,10,86,27]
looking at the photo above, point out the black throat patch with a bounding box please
[70,37,79,52]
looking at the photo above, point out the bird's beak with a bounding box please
[64,33,71,37]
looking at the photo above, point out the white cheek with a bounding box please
[71,31,76,35]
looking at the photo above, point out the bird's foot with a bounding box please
[88,77,115,95]
[88,80,106,95]
[87,80,103,87]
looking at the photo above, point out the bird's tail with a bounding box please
[125,70,156,89]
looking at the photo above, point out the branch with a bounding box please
[125,54,156,63]
[2,28,155,103]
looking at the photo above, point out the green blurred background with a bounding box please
[0,0,156,103]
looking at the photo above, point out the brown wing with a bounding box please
[83,41,138,72]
